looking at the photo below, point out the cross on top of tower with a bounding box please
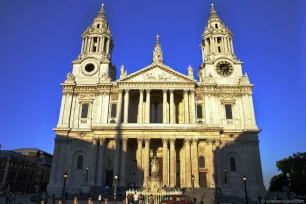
[156,34,160,44]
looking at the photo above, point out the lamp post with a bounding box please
[224,168,227,184]
[85,167,89,182]
[286,172,291,199]
[192,175,195,198]
[114,174,118,204]
[63,172,67,197]
[243,175,248,204]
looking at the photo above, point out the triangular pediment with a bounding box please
[117,63,197,83]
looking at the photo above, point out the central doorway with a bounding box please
[105,170,113,187]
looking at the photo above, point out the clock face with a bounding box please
[216,61,234,77]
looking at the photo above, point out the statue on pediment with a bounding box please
[66,72,75,81]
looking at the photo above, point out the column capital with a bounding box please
[163,89,168,93]
[169,89,174,93]
[146,89,151,93]
[99,137,106,145]
[184,137,192,143]
[118,89,123,93]
[92,137,98,145]
[137,137,143,143]
[144,138,151,143]
[206,138,216,144]
[190,89,195,93]
[139,89,144,93]
[169,137,176,143]
[162,137,169,144]
[192,137,199,144]
[125,89,130,93]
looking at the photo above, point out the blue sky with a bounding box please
[0,0,305,189]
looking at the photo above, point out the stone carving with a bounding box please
[131,68,181,82]
[187,65,194,79]
[239,72,250,84]
[120,65,127,78]
[66,72,75,81]
[151,156,159,177]
[77,132,85,138]
[101,72,111,81]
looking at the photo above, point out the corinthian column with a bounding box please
[144,138,151,186]
[163,90,168,124]
[190,90,196,124]
[138,89,144,123]
[146,90,151,123]
[191,138,200,187]
[170,90,174,124]
[169,138,176,187]
[97,137,105,186]
[120,138,128,187]
[162,138,169,185]
[184,138,192,187]
[137,138,143,186]
[184,90,189,124]
[116,90,123,123]
[206,139,215,187]
[123,89,130,123]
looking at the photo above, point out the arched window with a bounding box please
[230,157,236,171]
[197,104,203,119]
[199,156,205,168]
[111,104,117,118]
[77,155,83,169]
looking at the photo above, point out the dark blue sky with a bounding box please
[0,0,305,188]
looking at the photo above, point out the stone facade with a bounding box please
[47,3,266,200]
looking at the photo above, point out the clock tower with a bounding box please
[71,4,116,84]
[198,3,245,85]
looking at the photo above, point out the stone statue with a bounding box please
[66,72,75,81]
[151,156,159,177]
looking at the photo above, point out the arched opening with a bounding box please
[230,157,236,171]
[77,155,83,169]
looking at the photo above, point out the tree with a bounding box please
[269,152,306,196]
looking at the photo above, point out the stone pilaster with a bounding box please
[144,138,151,186]
[146,90,151,123]
[116,90,123,123]
[190,90,196,124]
[184,90,189,124]
[120,138,128,187]
[184,138,192,187]
[123,89,130,123]
[169,138,176,187]
[97,137,105,186]
[170,90,174,124]
[206,139,215,187]
[163,90,168,124]
[138,89,144,123]
[113,138,121,184]
[137,137,143,186]
[90,137,98,186]
[162,138,169,185]
[191,138,200,187]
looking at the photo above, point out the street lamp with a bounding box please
[191,175,195,198]
[286,172,291,199]
[224,168,227,184]
[63,172,68,197]
[85,167,89,182]
[243,175,248,204]
[114,175,118,204]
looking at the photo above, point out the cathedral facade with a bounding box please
[47,3,266,200]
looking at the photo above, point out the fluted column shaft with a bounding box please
[185,139,192,187]
[137,138,143,186]
[138,90,144,123]
[146,90,151,123]
[144,138,150,186]
[120,138,128,187]
[169,138,176,187]
[207,140,215,187]
[123,90,130,123]
[163,90,168,124]
[170,90,175,124]
[97,138,105,186]
[116,90,123,123]
[190,90,196,124]
[191,139,200,187]
[162,138,169,185]
[113,138,121,184]
[184,90,189,124]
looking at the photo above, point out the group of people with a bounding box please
[0,191,18,204]
[126,192,148,204]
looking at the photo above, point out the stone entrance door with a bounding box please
[105,170,113,187]
[199,172,207,187]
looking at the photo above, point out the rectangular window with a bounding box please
[197,104,203,119]
[111,104,117,118]
[218,47,221,53]
[225,104,233,119]
[81,104,89,118]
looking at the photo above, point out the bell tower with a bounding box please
[72,4,116,83]
[198,3,245,85]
